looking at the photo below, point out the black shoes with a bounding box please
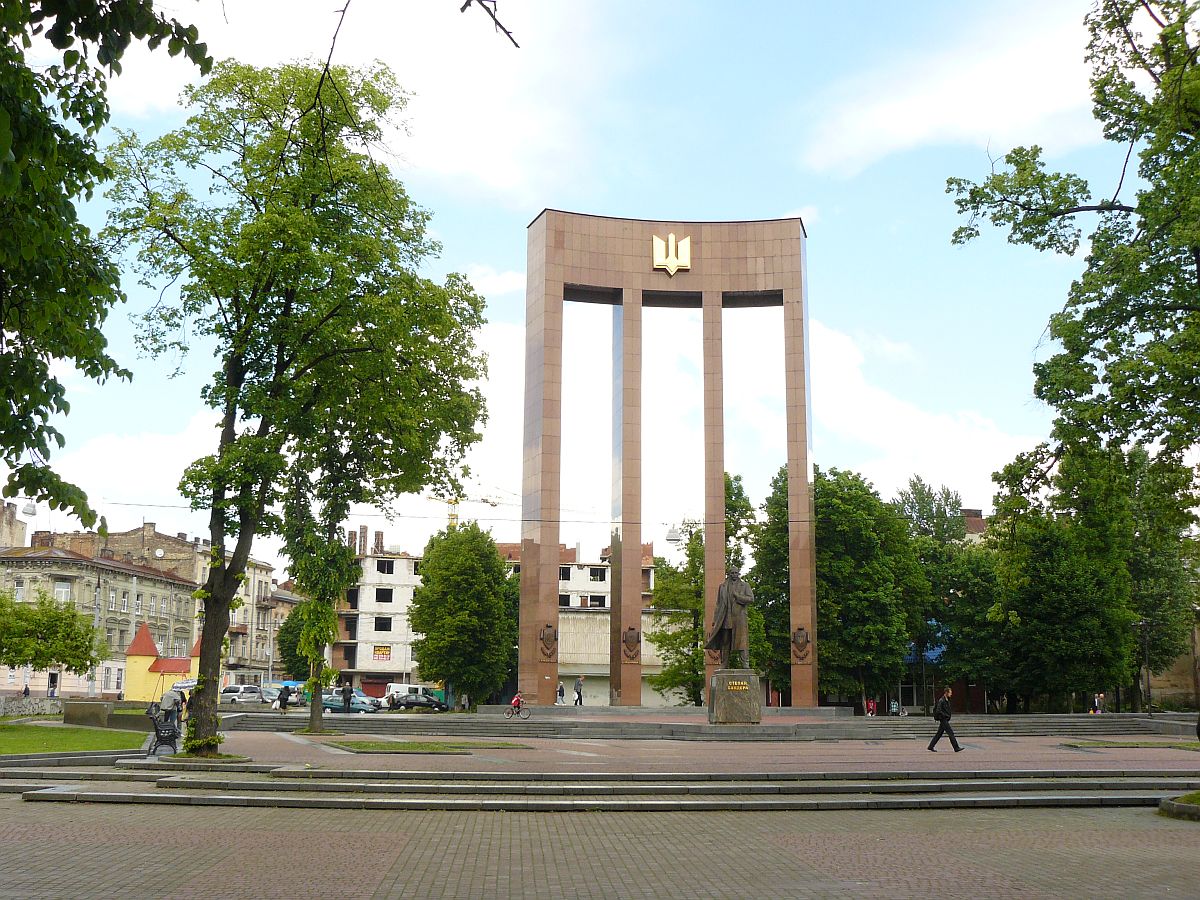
[953,747,963,752]
[927,747,937,752]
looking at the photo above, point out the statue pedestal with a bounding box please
[708,669,761,724]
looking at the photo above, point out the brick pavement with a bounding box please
[0,794,1197,899]
[216,729,1200,774]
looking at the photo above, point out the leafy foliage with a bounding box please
[408,523,514,706]
[104,60,487,751]
[0,589,106,674]
[813,467,928,704]
[275,605,309,681]
[947,1,1200,453]
[747,466,793,696]
[0,1,209,523]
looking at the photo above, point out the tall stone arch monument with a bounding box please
[519,210,817,707]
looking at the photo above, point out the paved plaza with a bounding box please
[0,729,1198,898]
[0,793,1197,899]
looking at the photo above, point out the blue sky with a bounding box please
[20,0,1118,571]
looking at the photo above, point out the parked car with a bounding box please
[352,688,383,709]
[321,694,377,714]
[220,684,263,704]
[389,693,449,713]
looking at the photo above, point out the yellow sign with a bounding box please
[727,680,749,691]
[652,233,691,276]
[372,645,391,662]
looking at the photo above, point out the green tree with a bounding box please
[646,522,705,705]
[814,467,928,708]
[947,2,1200,455]
[646,472,761,703]
[747,466,792,698]
[409,523,513,706]
[0,1,208,523]
[104,60,486,752]
[275,605,308,681]
[934,543,1011,710]
[893,476,967,712]
[893,476,966,543]
[0,590,106,674]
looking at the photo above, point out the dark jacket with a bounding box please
[934,696,952,722]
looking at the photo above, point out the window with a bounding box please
[105,628,115,648]
[590,567,606,583]
[134,594,142,615]
[149,596,156,617]
[412,561,421,576]
[103,668,112,691]
[13,579,23,602]
[346,588,359,610]
[120,592,128,613]
[559,566,570,581]
[374,617,392,632]
[376,559,394,575]
[589,595,606,608]
[559,594,570,607]
[54,580,71,602]
[108,591,116,611]
[118,629,127,648]
[376,588,393,604]
[510,563,520,575]
[115,669,123,690]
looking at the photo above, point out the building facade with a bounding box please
[30,523,276,686]
[0,546,197,697]
[333,530,677,705]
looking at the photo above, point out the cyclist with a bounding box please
[510,691,524,713]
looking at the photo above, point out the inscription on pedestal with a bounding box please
[708,669,762,724]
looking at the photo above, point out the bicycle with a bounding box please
[504,703,531,720]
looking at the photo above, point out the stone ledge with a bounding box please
[1159,797,1200,822]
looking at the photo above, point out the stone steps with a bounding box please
[12,763,1199,812]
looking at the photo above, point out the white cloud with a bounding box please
[102,0,615,206]
[465,265,526,299]
[799,5,1098,175]
[809,320,1040,508]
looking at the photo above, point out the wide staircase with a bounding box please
[4,760,1196,812]
[225,710,1168,741]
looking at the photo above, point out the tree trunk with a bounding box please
[307,653,325,732]
[187,577,234,754]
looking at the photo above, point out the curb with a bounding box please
[1158,798,1200,822]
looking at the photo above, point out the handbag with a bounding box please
[271,699,280,710]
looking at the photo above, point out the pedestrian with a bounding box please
[928,687,962,752]
[1097,692,1106,714]
[278,683,291,714]
[557,681,565,705]
[341,681,353,714]
[573,675,584,706]
[21,684,29,698]
[159,687,182,727]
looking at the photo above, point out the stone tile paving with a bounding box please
[217,730,1200,775]
[0,794,1197,899]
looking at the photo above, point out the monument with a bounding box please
[706,568,762,724]
[519,210,817,707]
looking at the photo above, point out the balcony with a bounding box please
[228,623,248,635]
[255,595,277,609]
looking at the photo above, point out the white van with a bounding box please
[383,683,437,706]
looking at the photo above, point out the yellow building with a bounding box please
[123,622,201,702]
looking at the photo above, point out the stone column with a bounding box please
[519,216,562,705]
[702,289,726,694]
[609,288,644,705]
[784,270,818,707]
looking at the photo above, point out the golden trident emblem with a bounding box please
[652,232,691,276]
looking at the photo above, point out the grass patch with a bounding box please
[0,723,145,754]
[1064,740,1200,751]
[1174,790,1200,806]
[294,729,344,736]
[326,739,531,754]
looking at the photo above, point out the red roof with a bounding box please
[148,657,192,673]
[190,637,201,657]
[125,622,160,657]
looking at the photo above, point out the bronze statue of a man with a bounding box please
[704,566,754,669]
